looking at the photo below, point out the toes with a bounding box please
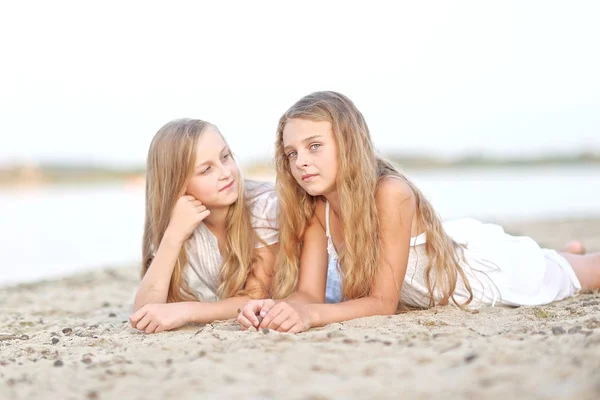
[565,240,586,255]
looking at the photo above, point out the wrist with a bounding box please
[183,302,201,323]
[306,304,319,328]
[163,228,186,248]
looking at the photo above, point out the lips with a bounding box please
[219,181,234,192]
[301,174,318,182]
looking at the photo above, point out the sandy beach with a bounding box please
[1,218,600,400]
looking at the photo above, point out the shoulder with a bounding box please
[375,176,416,213]
[244,180,277,216]
[244,180,279,247]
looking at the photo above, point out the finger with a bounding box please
[259,303,284,329]
[277,318,296,333]
[267,311,291,331]
[154,325,166,334]
[197,209,211,221]
[258,299,276,318]
[145,321,159,334]
[289,322,306,334]
[191,200,203,208]
[237,313,255,330]
[129,308,146,325]
[135,314,153,331]
[241,301,264,327]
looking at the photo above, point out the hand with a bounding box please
[129,303,191,333]
[241,300,311,334]
[260,301,311,333]
[165,195,210,244]
[237,299,275,330]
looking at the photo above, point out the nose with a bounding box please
[295,151,310,169]
[219,163,233,180]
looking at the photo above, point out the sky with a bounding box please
[1,0,599,168]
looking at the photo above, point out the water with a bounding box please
[0,165,599,286]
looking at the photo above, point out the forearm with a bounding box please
[186,296,254,325]
[134,233,183,311]
[284,290,323,305]
[306,296,396,328]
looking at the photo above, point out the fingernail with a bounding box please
[260,310,267,317]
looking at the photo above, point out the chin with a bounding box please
[303,186,325,197]
[225,191,240,204]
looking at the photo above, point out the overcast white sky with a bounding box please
[1,0,599,168]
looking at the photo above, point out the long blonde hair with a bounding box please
[142,118,268,303]
[272,91,473,308]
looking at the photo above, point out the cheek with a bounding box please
[186,178,215,200]
[230,163,240,178]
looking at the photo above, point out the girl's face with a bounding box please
[282,118,339,197]
[186,127,240,208]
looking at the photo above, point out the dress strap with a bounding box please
[325,200,331,237]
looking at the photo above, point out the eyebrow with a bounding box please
[195,146,229,169]
[283,135,323,152]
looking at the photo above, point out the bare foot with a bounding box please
[565,240,586,255]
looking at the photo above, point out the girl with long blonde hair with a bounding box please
[237,91,600,333]
[130,118,278,333]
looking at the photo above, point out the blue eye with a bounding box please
[309,143,321,150]
[286,151,297,159]
[222,152,230,160]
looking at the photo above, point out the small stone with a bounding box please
[568,326,583,334]
[53,360,63,367]
[20,335,29,340]
[62,328,73,335]
[51,338,59,345]
[108,313,116,318]
[87,391,99,400]
[101,302,110,308]
[465,353,478,363]
[197,350,206,358]
[262,328,270,334]
[81,354,93,365]
[583,301,599,307]
[166,358,173,365]
[552,326,566,335]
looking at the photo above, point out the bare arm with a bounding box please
[186,242,278,323]
[305,178,416,325]
[133,195,210,311]
[131,243,278,332]
[236,208,329,329]
[133,230,184,311]
[259,178,416,332]
[284,209,329,305]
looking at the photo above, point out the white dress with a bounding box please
[184,181,278,302]
[324,201,581,308]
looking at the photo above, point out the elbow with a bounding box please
[371,296,398,316]
[298,290,325,304]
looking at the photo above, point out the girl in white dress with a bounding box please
[130,119,278,333]
[237,91,600,333]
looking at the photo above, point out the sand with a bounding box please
[1,218,600,400]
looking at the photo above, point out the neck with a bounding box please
[203,205,229,232]
[324,191,341,216]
